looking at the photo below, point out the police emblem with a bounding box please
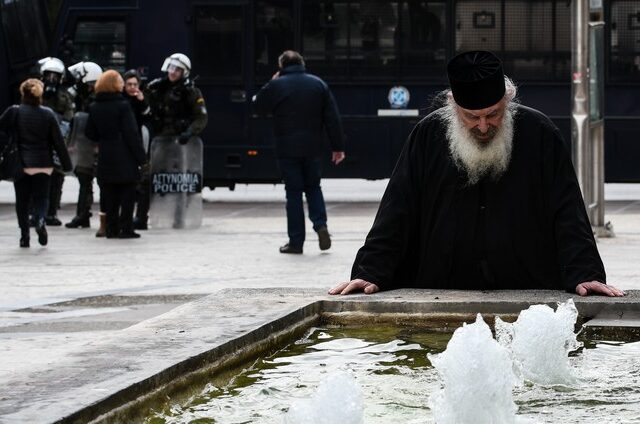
[388,86,410,109]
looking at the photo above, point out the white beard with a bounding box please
[439,102,516,186]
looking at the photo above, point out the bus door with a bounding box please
[0,0,51,104]
[192,2,252,186]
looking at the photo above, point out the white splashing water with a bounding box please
[427,314,520,424]
[496,299,581,386]
[283,371,364,424]
[283,301,581,423]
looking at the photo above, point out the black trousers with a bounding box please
[15,174,50,230]
[99,181,136,236]
[47,171,64,217]
[135,175,150,221]
[75,170,94,218]
[278,157,327,248]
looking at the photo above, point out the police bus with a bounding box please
[1,0,639,188]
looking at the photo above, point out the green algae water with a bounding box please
[145,326,640,424]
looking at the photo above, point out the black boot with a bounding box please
[45,215,62,226]
[317,226,331,251]
[19,228,30,248]
[68,176,94,229]
[105,222,120,239]
[65,214,91,228]
[133,216,148,230]
[47,172,64,226]
[35,219,48,246]
[279,243,303,254]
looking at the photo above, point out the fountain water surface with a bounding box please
[146,301,640,423]
[284,371,363,424]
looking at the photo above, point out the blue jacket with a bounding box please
[253,65,344,158]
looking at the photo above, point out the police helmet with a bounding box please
[68,62,103,84]
[38,57,65,75]
[161,53,191,78]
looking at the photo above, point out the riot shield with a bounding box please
[149,136,203,229]
[67,112,94,171]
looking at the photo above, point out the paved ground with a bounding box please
[0,179,639,422]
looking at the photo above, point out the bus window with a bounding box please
[455,2,502,53]
[400,1,447,80]
[302,1,349,78]
[72,20,127,72]
[194,5,244,80]
[455,0,570,81]
[255,0,294,80]
[609,0,640,82]
[504,0,570,81]
[349,1,400,78]
[0,0,49,65]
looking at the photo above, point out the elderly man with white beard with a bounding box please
[330,50,624,297]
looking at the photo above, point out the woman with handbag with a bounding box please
[0,79,72,247]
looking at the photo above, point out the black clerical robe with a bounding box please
[351,105,605,292]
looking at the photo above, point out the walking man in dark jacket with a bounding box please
[253,50,345,254]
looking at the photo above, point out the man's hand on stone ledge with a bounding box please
[575,281,625,297]
[329,279,626,297]
[329,279,380,295]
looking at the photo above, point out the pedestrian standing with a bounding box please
[85,70,146,239]
[253,50,345,254]
[0,79,72,247]
[122,69,151,230]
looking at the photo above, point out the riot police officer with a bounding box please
[64,62,103,231]
[142,53,208,229]
[146,53,208,140]
[38,57,75,226]
[67,61,102,112]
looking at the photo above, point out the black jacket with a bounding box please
[0,104,72,171]
[125,93,149,133]
[85,93,145,183]
[351,105,605,293]
[253,65,344,158]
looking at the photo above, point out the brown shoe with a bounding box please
[95,213,106,238]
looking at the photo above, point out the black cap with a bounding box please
[447,51,505,110]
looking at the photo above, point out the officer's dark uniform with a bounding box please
[65,86,97,228]
[73,84,95,114]
[43,88,75,122]
[138,77,207,227]
[146,77,208,137]
[41,86,75,225]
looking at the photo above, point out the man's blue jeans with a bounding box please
[278,157,327,248]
